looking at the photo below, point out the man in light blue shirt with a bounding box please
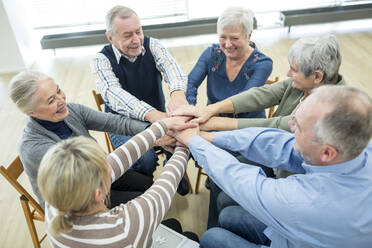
[172,85,372,247]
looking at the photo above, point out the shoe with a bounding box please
[177,175,190,196]
[204,176,211,190]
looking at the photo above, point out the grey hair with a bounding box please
[311,85,372,160]
[217,7,254,37]
[288,35,342,84]
[9,70,51,114]
[105,5,137,35]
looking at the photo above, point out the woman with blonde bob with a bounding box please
[38,117,198,247]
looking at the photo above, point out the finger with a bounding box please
[166,106,172,117]
[163,145,175,154]
[176,141,186,147]
[170,122,198,131]
[190,117,206,124]
[170,108,195,117]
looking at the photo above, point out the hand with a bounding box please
[154,134,177,153]
[161,116,198,131]
[145,109,168,123]
[170,105,214,124]
[167,90,189,114]
[169,126,200,147]
[154,134,176,147]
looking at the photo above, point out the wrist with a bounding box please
[170,89,185,96]
[184,134,197,146]
[212,99,234,115]
[145,109,167,123]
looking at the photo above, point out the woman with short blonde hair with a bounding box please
[38,118,196,247]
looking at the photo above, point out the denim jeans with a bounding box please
[207,179,238,229]
[109,133,158,177]
[207,155,275,229]
[201,206,270,248]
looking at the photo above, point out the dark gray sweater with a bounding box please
[19,102,149,207]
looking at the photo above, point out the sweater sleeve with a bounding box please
[237,115,293,131]
[71,103,149,136]
[120,146,190,247]
[230,79,290,114]
[106,118,190,247]
[19,136,57,209]
[106,121,167,182]
[186,47,210,105]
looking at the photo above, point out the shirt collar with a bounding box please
[302,150,367,175]
[112,44,146,64]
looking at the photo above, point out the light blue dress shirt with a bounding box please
[189,128,372,248]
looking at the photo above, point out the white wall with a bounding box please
[0,0,39,74]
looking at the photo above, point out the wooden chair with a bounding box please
[92,90,115,153]
[265,76,279,118]
[0,156,47,248]
[91,90,193,193]
[193,76,280,194]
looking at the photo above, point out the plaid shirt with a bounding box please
[91,38,187,121]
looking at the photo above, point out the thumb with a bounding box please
[191,117,205,124]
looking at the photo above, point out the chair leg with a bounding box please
[185,171,193,194]
[195,168,203,194]
[20,195,41,248]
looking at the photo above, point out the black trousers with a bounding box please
[162,218,199,243]
[109,169,153,208]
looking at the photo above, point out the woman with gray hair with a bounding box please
[186,6,273,119]
[173,34,346,229]
[9,70,155,209]
[176,34,345,132]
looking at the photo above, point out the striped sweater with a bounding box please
[44,121,190,247]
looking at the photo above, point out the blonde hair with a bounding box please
[37,136,110,235]
[9,70,51,114]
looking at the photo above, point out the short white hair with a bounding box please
[9,70,51,114]
[288,35,341,83]
[217,7,254,37]
[105,5,137,35]
[311,85,372,159]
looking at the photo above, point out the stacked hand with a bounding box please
[161,92,213,150]
[154,116,198,152]
[170,105,213,124]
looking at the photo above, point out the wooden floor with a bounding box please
[1,21,372,247]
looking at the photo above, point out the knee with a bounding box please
[142,149,159,166]
[200,228,228,248]
[219,205,245,228]
[217,192,237,213]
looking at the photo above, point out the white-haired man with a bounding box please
[91,6,190,194]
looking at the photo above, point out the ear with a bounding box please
[93,188,105,203]
[105,31,113,44]
[313,70,324,85]
[28,111,36,118]
[248,31,252,39]
[319,144,338,164]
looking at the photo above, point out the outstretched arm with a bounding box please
[107,116,196,182]
[170,98,235,124]
[91,53,154,121]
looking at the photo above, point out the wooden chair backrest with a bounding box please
[0,156,44,216]
[0,156,46,247]
[92,89,104,112]
[265,76,280,118]
[92,90,114,152]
